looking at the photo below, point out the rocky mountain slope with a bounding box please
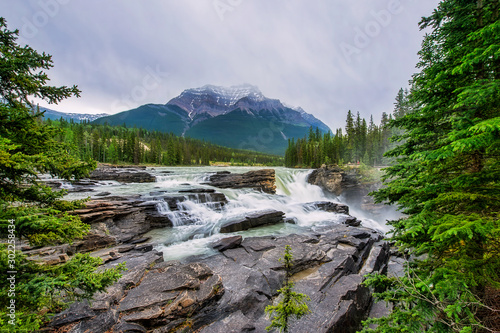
[93,84,331,155]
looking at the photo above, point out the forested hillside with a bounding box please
[285,88,412,168]
[48,119,284,166]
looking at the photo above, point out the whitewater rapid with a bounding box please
[62,166,388,261]
[149,167,387,260]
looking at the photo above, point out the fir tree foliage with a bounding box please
[0,18,123,330]
[363,0,500,331]
[265,245,310,333]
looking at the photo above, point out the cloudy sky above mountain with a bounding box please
[2,0,440,129]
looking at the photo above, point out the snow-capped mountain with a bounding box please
[167,84,281,119]
[94,84,331,155]
[41,107,109,122]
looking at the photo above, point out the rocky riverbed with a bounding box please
[32,166,400,332]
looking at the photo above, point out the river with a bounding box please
[63,166,388,261]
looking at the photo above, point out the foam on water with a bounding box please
[61,166,390,261]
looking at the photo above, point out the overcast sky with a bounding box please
[1,0,440,130]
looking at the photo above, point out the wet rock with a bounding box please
[220,209,285,233]
[149,190,169,196]
[95,191,112,197]
[343,216,362,227]
[66,187,95,193]
[49,300,95,327]
[205,169,276,194]
[72,179,100,186]
[69,309,119,333]
[89,167,156,183]
[304,201,350,214]
[211,236,243,251]
[158,192,228,210]
[178,188,215,193]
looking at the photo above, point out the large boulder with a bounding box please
[68,198,158,248]
[307,165,393,218]
[303,201,350,215]
[219,210,285,233]
[205,169,276,194]
[89,167,156,183]
[307,165,359,196]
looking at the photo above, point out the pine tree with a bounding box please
[265,245,310,332]
[364,1,500,331]
[0,18,123,331]
[345,110,355,163]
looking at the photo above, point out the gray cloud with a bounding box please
[1,0,439,129]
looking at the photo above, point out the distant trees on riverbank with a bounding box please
[284,88,412,168]
[48,119,284,166]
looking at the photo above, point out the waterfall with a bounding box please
[151,168,357,251]
[140,166,390,260]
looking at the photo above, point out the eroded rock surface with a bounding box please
[89,167,156,183]
[196,225,389,333]
[219,209,285,233]
[205,169,276,194]
[44,225,393,333]
[307,165,362,196]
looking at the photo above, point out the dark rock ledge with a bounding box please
[89,167,156,183]
[204,169,277,194]
[40,224,396,333]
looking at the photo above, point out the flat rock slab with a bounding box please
[89,167,156,183]
[205,169,276,194]
[220,209,285,233]
[118,262,224,328]
[303,201,350,215]
[211,235,243,251]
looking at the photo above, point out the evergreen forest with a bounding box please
[46,119,284,166]
[284,88,412,168]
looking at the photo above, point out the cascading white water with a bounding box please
[144,167,389,260]
[61,166,389,260]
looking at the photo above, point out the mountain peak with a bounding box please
[94,84,331,155]
[196,84,264,100]
[167,84,273,118]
